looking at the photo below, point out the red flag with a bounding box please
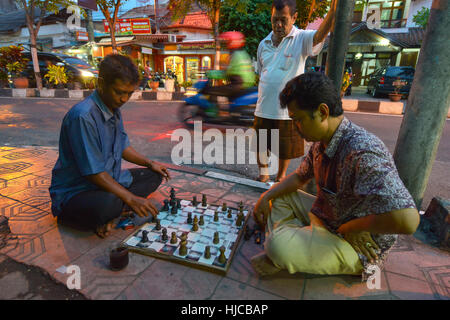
[78,0,98,11]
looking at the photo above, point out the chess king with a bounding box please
[49,54,171,238]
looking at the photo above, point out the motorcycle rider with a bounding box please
[203,31,256,117]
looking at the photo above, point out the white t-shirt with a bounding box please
[255,26,325,120]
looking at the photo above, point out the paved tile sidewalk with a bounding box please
[0,146,449,300]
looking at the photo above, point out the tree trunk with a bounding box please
[213,3,220,70]
[154,0,160,33]
[29,26,42,90]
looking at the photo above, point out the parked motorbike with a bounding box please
[178,76,257,128]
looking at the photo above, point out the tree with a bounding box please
[97,0,129,54]
[413,6,430,29]
[168,0,248,70]
[15,0,74,90]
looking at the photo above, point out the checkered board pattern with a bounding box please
[122,199,250,274]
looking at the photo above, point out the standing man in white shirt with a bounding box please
[254,0,338,183]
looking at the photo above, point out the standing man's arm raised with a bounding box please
[313,0,338,47]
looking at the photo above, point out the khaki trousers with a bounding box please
[265,191,364,275]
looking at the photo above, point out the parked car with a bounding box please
[367,66,415,98]
[22,52,98,88]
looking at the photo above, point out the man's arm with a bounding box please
[313,0,338,47]
[337,208,420,235]
[85,171,158,217]
[122,146,170,181]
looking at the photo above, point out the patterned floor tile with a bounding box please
[421,265,450,300]
[5,187,51,207]
[210,278,285,300]
[0,174,50,196]
[56,237,155,300]
[117,259,222,300]
[386,272,436,300]
[302,272,390,300]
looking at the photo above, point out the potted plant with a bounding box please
[44,64,68,89]
[148,73,160,91]
[0,45,29,88]
[389,77,406,102]
[164,70,176,92]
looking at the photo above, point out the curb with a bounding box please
[0,88,186,101]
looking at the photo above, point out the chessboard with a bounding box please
[121,191,250,275]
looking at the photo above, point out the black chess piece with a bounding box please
[170,187,175,199]
[218,246,226,264]
[192,216,199,231]
[177,199,181,209]
[213,231,219,244]
[141,230,149,243]
[222,202,227,211]
[162,199,169,211]
[170,198,176,208]
[202,194,207,207]
[170,232,177,244]
[204,246,211,259]
[171,204,177,215]
[161,228,168,241]
[227,208,232,219]
[155,218,161,231]
[187,212,193,224]
[192,196,198,206]
[214,211,219,222]
[199,215,204,226]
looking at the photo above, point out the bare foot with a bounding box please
[250,252,281,276]
[95,220,115,238]
[257,175,270,183]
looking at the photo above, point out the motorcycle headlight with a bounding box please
[81,70,95,78]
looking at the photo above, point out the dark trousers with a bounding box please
[202,75,244,101]
[57,168,163,231]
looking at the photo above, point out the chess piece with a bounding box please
[202,194,207,207]
[227,208,232,219]
[177,199,181,209]
[170,232,177,244]
[239,201,243,210]
[236,212,243,227]
[222,202,227,211]
[161,228,168,241]
[155,218,161,231]
[214,211,219,222]
[179,240,188,256]
[170,187,175,199]
[192,216,199,231]
[204,246,211,259]
[213,231,219,244]
[171,204,177,215]
[187,212,193,224]
[141,230,149,243]
[162,199,169,211]
[218,246,226,264]
[199,215,204,226]
[192,196,198,206]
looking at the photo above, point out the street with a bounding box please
[1,97,449,210]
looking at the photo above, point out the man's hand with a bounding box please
[253,193,271,232]
[126,195,159,218]
[342,231,380,263]
[149,161,171,182]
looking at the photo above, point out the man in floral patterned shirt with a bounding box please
[251,72,420,277]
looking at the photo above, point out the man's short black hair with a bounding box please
[272,0,297,16]
[280,72,343,117]
[99,54,140,86]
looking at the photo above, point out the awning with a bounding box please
[97,36,135,46]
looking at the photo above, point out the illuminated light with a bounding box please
[355,53,363,59]
[380,39,390,46]
[81,70,95,78]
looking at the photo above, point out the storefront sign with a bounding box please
[178,43,215,50]
[76,31,89,42]
[142,47,153,54]
[103,18,152,35]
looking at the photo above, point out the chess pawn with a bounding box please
[192,216,199,231]
[235,213,243,227]
[214,211,219,222]
[204,246,211,259]
[162,199,169,211]
[179,240,188,256]
[222,203,227,212]
[213,231,219,244]
[202,194,207,207]
[187,212,193,224]
[218,246,226,264]
[170,232,177,244]
[192,196,198,206]
[161,228,168,241]
[141,230,149,243]
[171,204,177,215]
[199,215,204,226]
[155,218,161,230]
[227,208,232,219]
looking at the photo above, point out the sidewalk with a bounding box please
[0,146,449,300]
